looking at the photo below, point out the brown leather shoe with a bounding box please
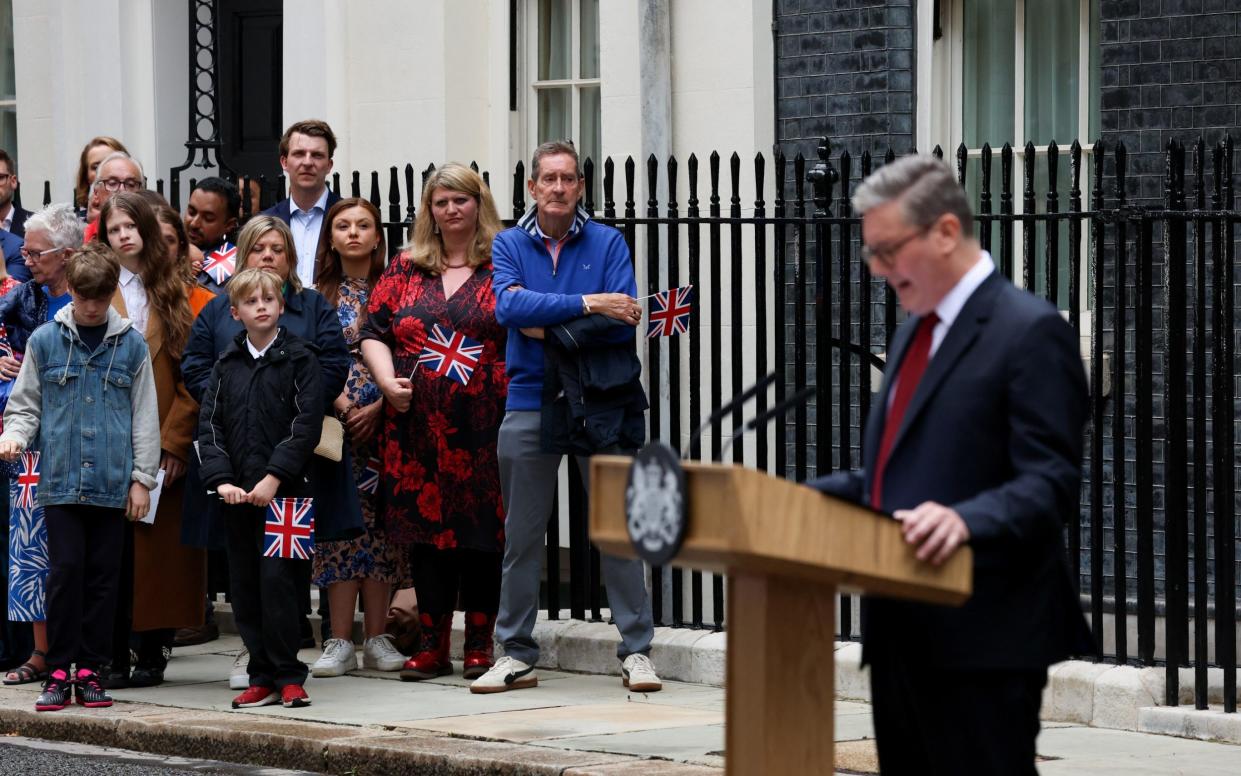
[173,623,219,647]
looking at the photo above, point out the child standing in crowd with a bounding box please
[196,268,323,709]
[0,243,160,712]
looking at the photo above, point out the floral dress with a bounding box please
[312,277,407,586]
[359,253,508,552]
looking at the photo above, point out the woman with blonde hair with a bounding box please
[360,163,508,681]
[74,137,129,212]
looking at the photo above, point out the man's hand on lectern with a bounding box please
[893,501,970,566]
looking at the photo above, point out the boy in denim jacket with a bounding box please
[0,243,160,712]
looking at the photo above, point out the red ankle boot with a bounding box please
[400,613,452,681]
[462,611,496,680]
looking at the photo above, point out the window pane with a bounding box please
[580,0,600,80]
[0,106,14,161]
[962,0,1015,148]
[1025,0,1079,145]
[580,85,601,203]
[538,0,571,81]
[537,87,571,144]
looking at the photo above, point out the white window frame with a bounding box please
[522,0,601,187]
[917,0,1098,312]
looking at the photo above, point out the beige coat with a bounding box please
[113,288,209,631]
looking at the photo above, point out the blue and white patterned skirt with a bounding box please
[6,451,45,622]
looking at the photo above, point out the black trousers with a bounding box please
[409,545,502,619]
[224,506,308,689]
[110,521,135,672]
[870,658,1046,776]
[44,505,126,671]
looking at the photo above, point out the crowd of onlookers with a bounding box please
[0,121,663,713]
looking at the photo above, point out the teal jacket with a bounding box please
[0,305,160,508]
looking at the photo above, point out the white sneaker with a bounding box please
[311,638,358,677]
[362,634,406,671]
[468,655,537,694]
[228,649,249,690]
[622,653,662,692]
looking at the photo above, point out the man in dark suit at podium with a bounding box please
[809,155,1093,775]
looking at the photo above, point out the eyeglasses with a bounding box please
[0,174,12,184]
[99,177,143,192]
[20,246,63,261]
[861,224,933,268]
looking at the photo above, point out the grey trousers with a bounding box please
[495,411,655,665]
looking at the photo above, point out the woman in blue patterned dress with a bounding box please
[308,198,407,677]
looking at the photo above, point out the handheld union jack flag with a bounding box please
[646,285,694,338]
[203,242,238,286]
[14,451,39,511]
[0,325,13,360]
[416,323,483,386]
[264,497,315,560]
[357,456,381,494]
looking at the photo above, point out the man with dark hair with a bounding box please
[261,119,341,290]
[809,155,1092,775]
[185,177,242,294]
[0,150,31,237]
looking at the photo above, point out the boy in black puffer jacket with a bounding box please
[197,268,323,710]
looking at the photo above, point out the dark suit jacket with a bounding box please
[809,270,1093,671]
[0,229,29,283]
[262,190,342,283]
[7,205,30,238]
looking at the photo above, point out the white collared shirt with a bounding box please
[929,250,995,357]
[0,203,13,233]
[289,188,330,290]
[118,266,149,335]
[246,333,277,360]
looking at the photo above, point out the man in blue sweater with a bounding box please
[472,141,661,695]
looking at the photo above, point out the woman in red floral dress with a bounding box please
[360,163,508,681]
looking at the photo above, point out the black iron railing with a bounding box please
[32,134,1239,711]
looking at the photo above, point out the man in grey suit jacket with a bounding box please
[810,156,1093,775]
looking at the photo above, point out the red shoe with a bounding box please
[399,613,452,681]
[462,611,496,680]
[231,685,278,709]
[281,684,311,708]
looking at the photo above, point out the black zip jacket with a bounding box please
[197,328,324,494]
[540,314,647,455]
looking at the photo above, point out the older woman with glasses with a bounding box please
[0,204,83,686]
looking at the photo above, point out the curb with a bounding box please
[0,689,720,775]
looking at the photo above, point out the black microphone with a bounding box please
[720,387,815,460]
[683,371,778,459]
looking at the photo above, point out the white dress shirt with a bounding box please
[289,188,330,290]
[928,250,995,357]
[0,203,13,233]
[118,266,149,336]
[246,332,278,360]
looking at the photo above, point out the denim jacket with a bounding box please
[0,305,160,508]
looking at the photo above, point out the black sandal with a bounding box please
[4,649,48,685]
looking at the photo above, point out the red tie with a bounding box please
[871,312,939,509]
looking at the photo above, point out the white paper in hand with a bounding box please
[141,468,166,525]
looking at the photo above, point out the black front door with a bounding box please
[217,0,283,188]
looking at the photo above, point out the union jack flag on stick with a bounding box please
[358,457,381,494]
[416,323,483,386]
[645,285,694,338]
[264,497,315,560]
[203,242,238,286]
[14,451,38,511]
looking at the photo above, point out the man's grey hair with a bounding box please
[531,140,581,181]
[25,203,84,249]
[852,155,973,234]
[96,150,144,182]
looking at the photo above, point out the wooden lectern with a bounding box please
[590,456,973,775]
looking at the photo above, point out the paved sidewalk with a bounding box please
[0,635,1237,774]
